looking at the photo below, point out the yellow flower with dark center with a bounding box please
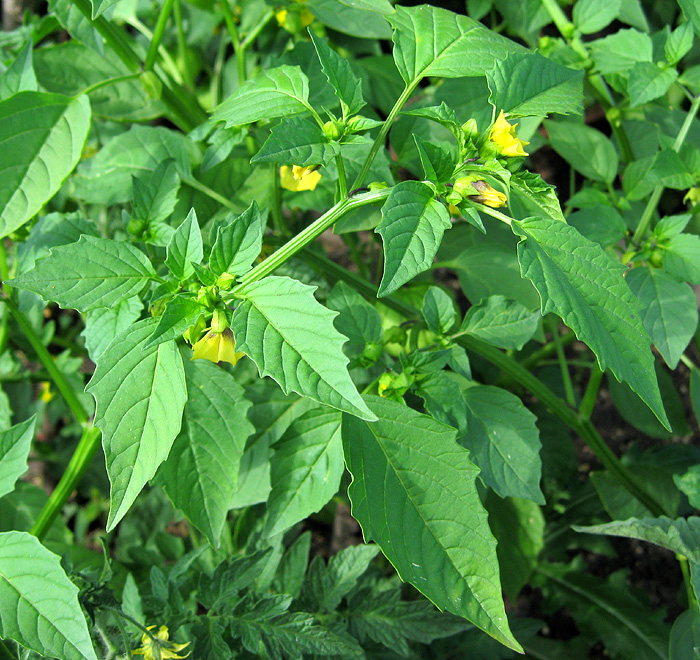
[191,328,245,366]
[453,176,507,208]
[280,164,322,191]
[133,626,190,660]
[489,110,529,157]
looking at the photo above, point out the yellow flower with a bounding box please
[448,203,461,216]
[275,0,314,31]
[191,328,245,366]
[280,164,322,191]
[453,177,507,208]
[489,110,529,157]
[39,381,54,403]
[133,626,190,660]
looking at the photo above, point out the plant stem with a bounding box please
[1,296,89,425]
[144,0,175,71]
[633,92,700,245]
[30,426,101,540]
[221,0,247,84]
[181,176,238,210]
[0,242,10,355]
[241,8,273,48]
[231,187,391,291]
[519,330,577,369]
[78,72,142,97]
[351,80,421,189]
[540,0,573,35]
[548,316,577,406]
[0,641,15,660]
[579,365,603,419]
[335,154,348,199]
[271,164,286,236]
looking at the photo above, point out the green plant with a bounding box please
[1,0,700,658]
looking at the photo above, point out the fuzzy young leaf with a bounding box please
[266,408,343,537]
[308,30,365,116]
[156,358,253,547]
[232,276,375,420]
[388,4,522,83]
[459,295,540,350]
[210,202,264,277]
[626,267,698,369]
[166,209,203,281]
[132,159,180,225]
[487,52,584,117]
[86,319,187,530]
[0,39,37,99]
[376,181,452,297]
[512,216,669,429]
[0,92,90,238]
[10,236,156,313]
[0,531,98,660]
[343,395,522,652]
[462,385,544,504]
[0,416,36,500]
[212,65,309,127]
[251,118,339,167]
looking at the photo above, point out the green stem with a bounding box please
[173,0,191,88]
[519,330,577,369]
[30,426,101,540]
[221,0,246,84]
[231,188,392,292]
[351,80,421,189]
[540,0,574,36]
[548,316,577,407]
[241,8,273,48]
[78,72,141,97]
[335,154,348,199]
[633,93,700,245]
[0,242,10,355]
[0,641,15,660]
[181,176,238,210]
[679,555,697,611]
[271,165,286,236]
[144,0,175,71]
[111,610,134,660]
[2,296,89,425]
[579,365,603,420]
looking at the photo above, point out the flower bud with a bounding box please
[322,119,343,141]
[211,308,228,333]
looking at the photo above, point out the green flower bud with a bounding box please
[445,190,463,205]
[211,308,228,334]
[322,119,344,141]
[217,272,236,290]
[127,218,147,237]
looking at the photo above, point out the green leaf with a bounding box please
[144,297,204,349]
[462,385,544,504]
[232,276,375,421]
[674,464,700,509]
[0,39,37,99]
[90,0,120,18]
[265,408,343,537]
[401,103,461,137]
[422,286,457,335]
[308,30,365,116]
[492,0,551,44]
[590,29,653,75]
[0,416,36,499]
[343,395,521,652]
[459,295,539,350]
[0,92,90,238]
[73,125,192,205]
[416,371,469,435]
[512,216,669,429]
[388,4,522,83]
[82,297,142,360]
[485,493,544,602]
[568,205,627,247]
[166,208,203,281]
[626,267,698,369]
[666,21,695,65]
[209,202,265,277]
[413,135,455,183]
[546,121,618,183]
[86,319,187,530]
[574,516,700,563]
[0,531,98,660]
[49,0,103,54]
[624,150,695,200]
[628,62,678,107]
[155,358,253,547]
[132,160,180,225]
[678,0,700,39]
[487,52,584,117]
[10,236,156,313]
[251,117,339,167]
[572,0,622,34]
[376,181,451,297]
[692,367,700,427]
[306,0,392,38]
[663,234,700,284]
[212,66,309,127]
[510,170,566,224]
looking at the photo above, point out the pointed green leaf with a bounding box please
[343,395,521,652]
[462,385,544,504]
[82,297,143,360]
[401,103,461,137]
[388,5,522,83]
[212,65,309,127]
[512,216,669,429]
[308,30,365,116]
[590,28,653,75]
[327,280,383,359]
[156,358,253,547]
[0,39,37,99]
[10,236,156,313]
[574,516,700,563]
[628,62,678,107]
[49,0,103,54]
[166,208,203,281]
[86,319,187,530]
[209,201,265,276]
[572,0,621,34]
[678,0,700,38]
[0,92,90,238]
[144,297,204,349]
[232,276,375,420]
[663,234,700,284]
[132,159,180,225]
[459,295,540,350]
[416,371,469,435]
[90,0,120,18]
[422,286,457,335]
[413,135,455,183]
[510,170,566,223]
[376,181,452,297]
[265,408,343,537]
[0,531,98,660]
[487,52,583,117]
[251,117,339,167]
[0,416,36,499]
[626,267,698,369]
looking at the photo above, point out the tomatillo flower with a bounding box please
[133,625,190,660]
[489,110,529,157]
[453,176,507,208]
[191,328,245,366]
[275,0,314,31]
[280,164,322,192]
